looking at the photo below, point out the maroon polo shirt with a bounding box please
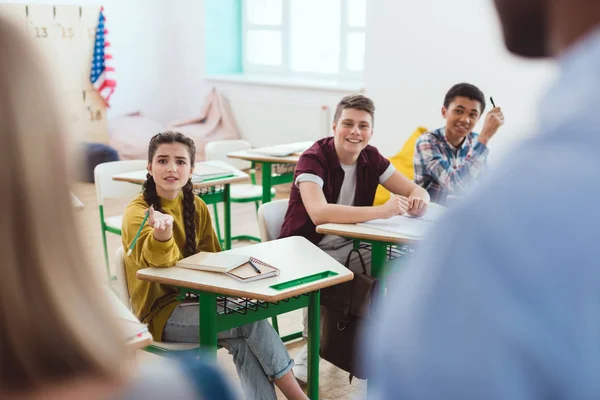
[279,137,391,245]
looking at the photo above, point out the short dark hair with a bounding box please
[333,94,376,126]
[443,83,486,114]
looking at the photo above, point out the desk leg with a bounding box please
[261,162,273,204]
[223,184,231,250]
[371,242,388,302]
[368,244,387,398]
[371,242,387,280]
[199,292,218,359]
[307,290,320,400]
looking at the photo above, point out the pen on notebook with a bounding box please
[249,259,262,274]
[490,96,496,108]
[127,208,150,256]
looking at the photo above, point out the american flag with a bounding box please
[90,7,116,107]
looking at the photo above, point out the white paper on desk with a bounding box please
[358,216,433,238]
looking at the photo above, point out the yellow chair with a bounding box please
[373,126,428,206]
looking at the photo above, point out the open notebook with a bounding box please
[358,203,447,238]
[227,257,280,283]
[176,253,280,283]
[176,252,250,273]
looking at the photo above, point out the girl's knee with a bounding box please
[242,319,267,338]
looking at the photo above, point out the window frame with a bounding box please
[241,0,365,80]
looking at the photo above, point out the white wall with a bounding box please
[5,0,558,156]
[184,0,558,160]
[364,0,557,162]
[3,0,185,124]
[170,0,356,146]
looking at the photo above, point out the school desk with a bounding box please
[137,236,353,400]
[316,222,419,284]
[227,142,312,204]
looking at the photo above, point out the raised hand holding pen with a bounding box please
[147,205,175,242]
[478,97,505,146]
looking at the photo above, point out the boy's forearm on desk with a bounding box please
[310,204,384,225]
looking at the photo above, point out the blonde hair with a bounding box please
[0,15,127,394]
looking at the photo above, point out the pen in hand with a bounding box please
[249,259,262,274]
[490,96,496,108]
[127,208,150,256]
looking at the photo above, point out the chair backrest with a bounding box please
[113,246,131,309]
[94,159,148,205]
[205,140,252,171]
[257,199,290,241]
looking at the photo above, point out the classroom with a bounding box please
[2,0,600,399]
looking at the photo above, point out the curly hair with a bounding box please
[443,83,486,113]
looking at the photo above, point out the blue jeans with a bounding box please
[163,302,294,400]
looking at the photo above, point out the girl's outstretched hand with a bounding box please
[147,205,174,241]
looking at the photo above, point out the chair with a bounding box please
[204,140,276,246]
[94,160,147,282]
[257,199,290,242]
[114,247,200,354]
[258,199,298,339]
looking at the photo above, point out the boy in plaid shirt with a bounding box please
[414,83,505,204]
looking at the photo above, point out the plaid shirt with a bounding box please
[414,127,489,204]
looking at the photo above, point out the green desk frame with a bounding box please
[259,162,296,204]
[195,185,232,250]
[254,162,303,339]
[177,288,322,399]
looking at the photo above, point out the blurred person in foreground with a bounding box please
[0,15,235,400]
[364,0,600,398]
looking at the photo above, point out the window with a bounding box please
[243,0,366,80]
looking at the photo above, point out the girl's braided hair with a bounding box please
[143,132,197,257]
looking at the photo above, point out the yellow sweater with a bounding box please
[122,192,221,341]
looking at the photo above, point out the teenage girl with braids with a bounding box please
[122,132,308,400]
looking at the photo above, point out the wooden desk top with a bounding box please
[137,236,353,302]
[227,149,301,164]
[112,161,249,189]
[316,223,420,245]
